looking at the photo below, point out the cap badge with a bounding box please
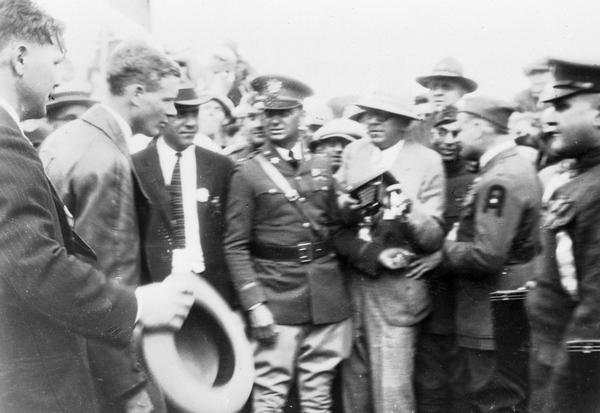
[266,79,283,97]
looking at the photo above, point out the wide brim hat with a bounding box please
[416,56,478,93]
[310,118,366,149]
[197,93,235,118]
[355,90,420,121]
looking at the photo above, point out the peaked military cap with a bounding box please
[541,58,600,103]
[416,57,478,93]
[459,97,514,132]
[250,74,313,110]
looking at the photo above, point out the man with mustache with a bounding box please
[224,74,352,412]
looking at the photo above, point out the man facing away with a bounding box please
[0,1,194,412]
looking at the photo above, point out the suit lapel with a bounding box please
[195,146,215,229]
[81,105,150,201]
[137,145,173,225]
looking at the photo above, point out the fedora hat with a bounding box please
[142,273,254,413]
[355,90,420,121]
[416,57,478,93]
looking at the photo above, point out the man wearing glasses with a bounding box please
[335,90,445,413]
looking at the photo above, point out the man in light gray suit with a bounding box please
[334,90,446,413]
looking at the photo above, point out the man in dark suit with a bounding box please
[40,42,183,413]
[0,1,195,412]
[133,86,237,305]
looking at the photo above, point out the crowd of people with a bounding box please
[1,1,600,413]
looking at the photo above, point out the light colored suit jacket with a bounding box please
[39,104,147,406]
[336,137,446,325]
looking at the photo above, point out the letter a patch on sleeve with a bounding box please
[483,184,506,217]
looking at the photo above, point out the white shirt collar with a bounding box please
[274,142,303,160]
[380,139,405,154]
[480,140,516,168]
[157,137,195,159]
[101,103,133,141]
[0,97,23,133]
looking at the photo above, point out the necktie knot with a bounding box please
[175,151,182,159]
[288,150,299,169]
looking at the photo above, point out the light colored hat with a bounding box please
[310,118,366,149]
[416,57,478,93]
[355,90,420,121]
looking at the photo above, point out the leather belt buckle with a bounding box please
[297,242,313,263]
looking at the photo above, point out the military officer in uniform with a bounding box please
[408,97,543,412]
[224,75,352,413]
[414,106,477,413]
[526,58,600,413]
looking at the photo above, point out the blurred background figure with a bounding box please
[414,94,434,120]
[309,118,365,172]
[224,97,266,162]
[327,94,360,119]
[23,84,96,149]
[513,58,553,113]
[509,111,542,149]
[413,56,478,146]
[194,93,235,152]
[302,96,334,146]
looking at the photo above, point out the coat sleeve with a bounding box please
[223,167,267,310]
[0,128,137,344]
[401,154,446,252]
[40,130,147,402]
[443,174,525,276]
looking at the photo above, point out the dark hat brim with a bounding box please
[416,75,478,93]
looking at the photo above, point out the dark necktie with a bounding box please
[169,152,186,249]
[288,149,299,170]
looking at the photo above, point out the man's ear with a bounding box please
[126,84,145,107]
[10,44,28,76]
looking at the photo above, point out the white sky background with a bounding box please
[41,0,600,103]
